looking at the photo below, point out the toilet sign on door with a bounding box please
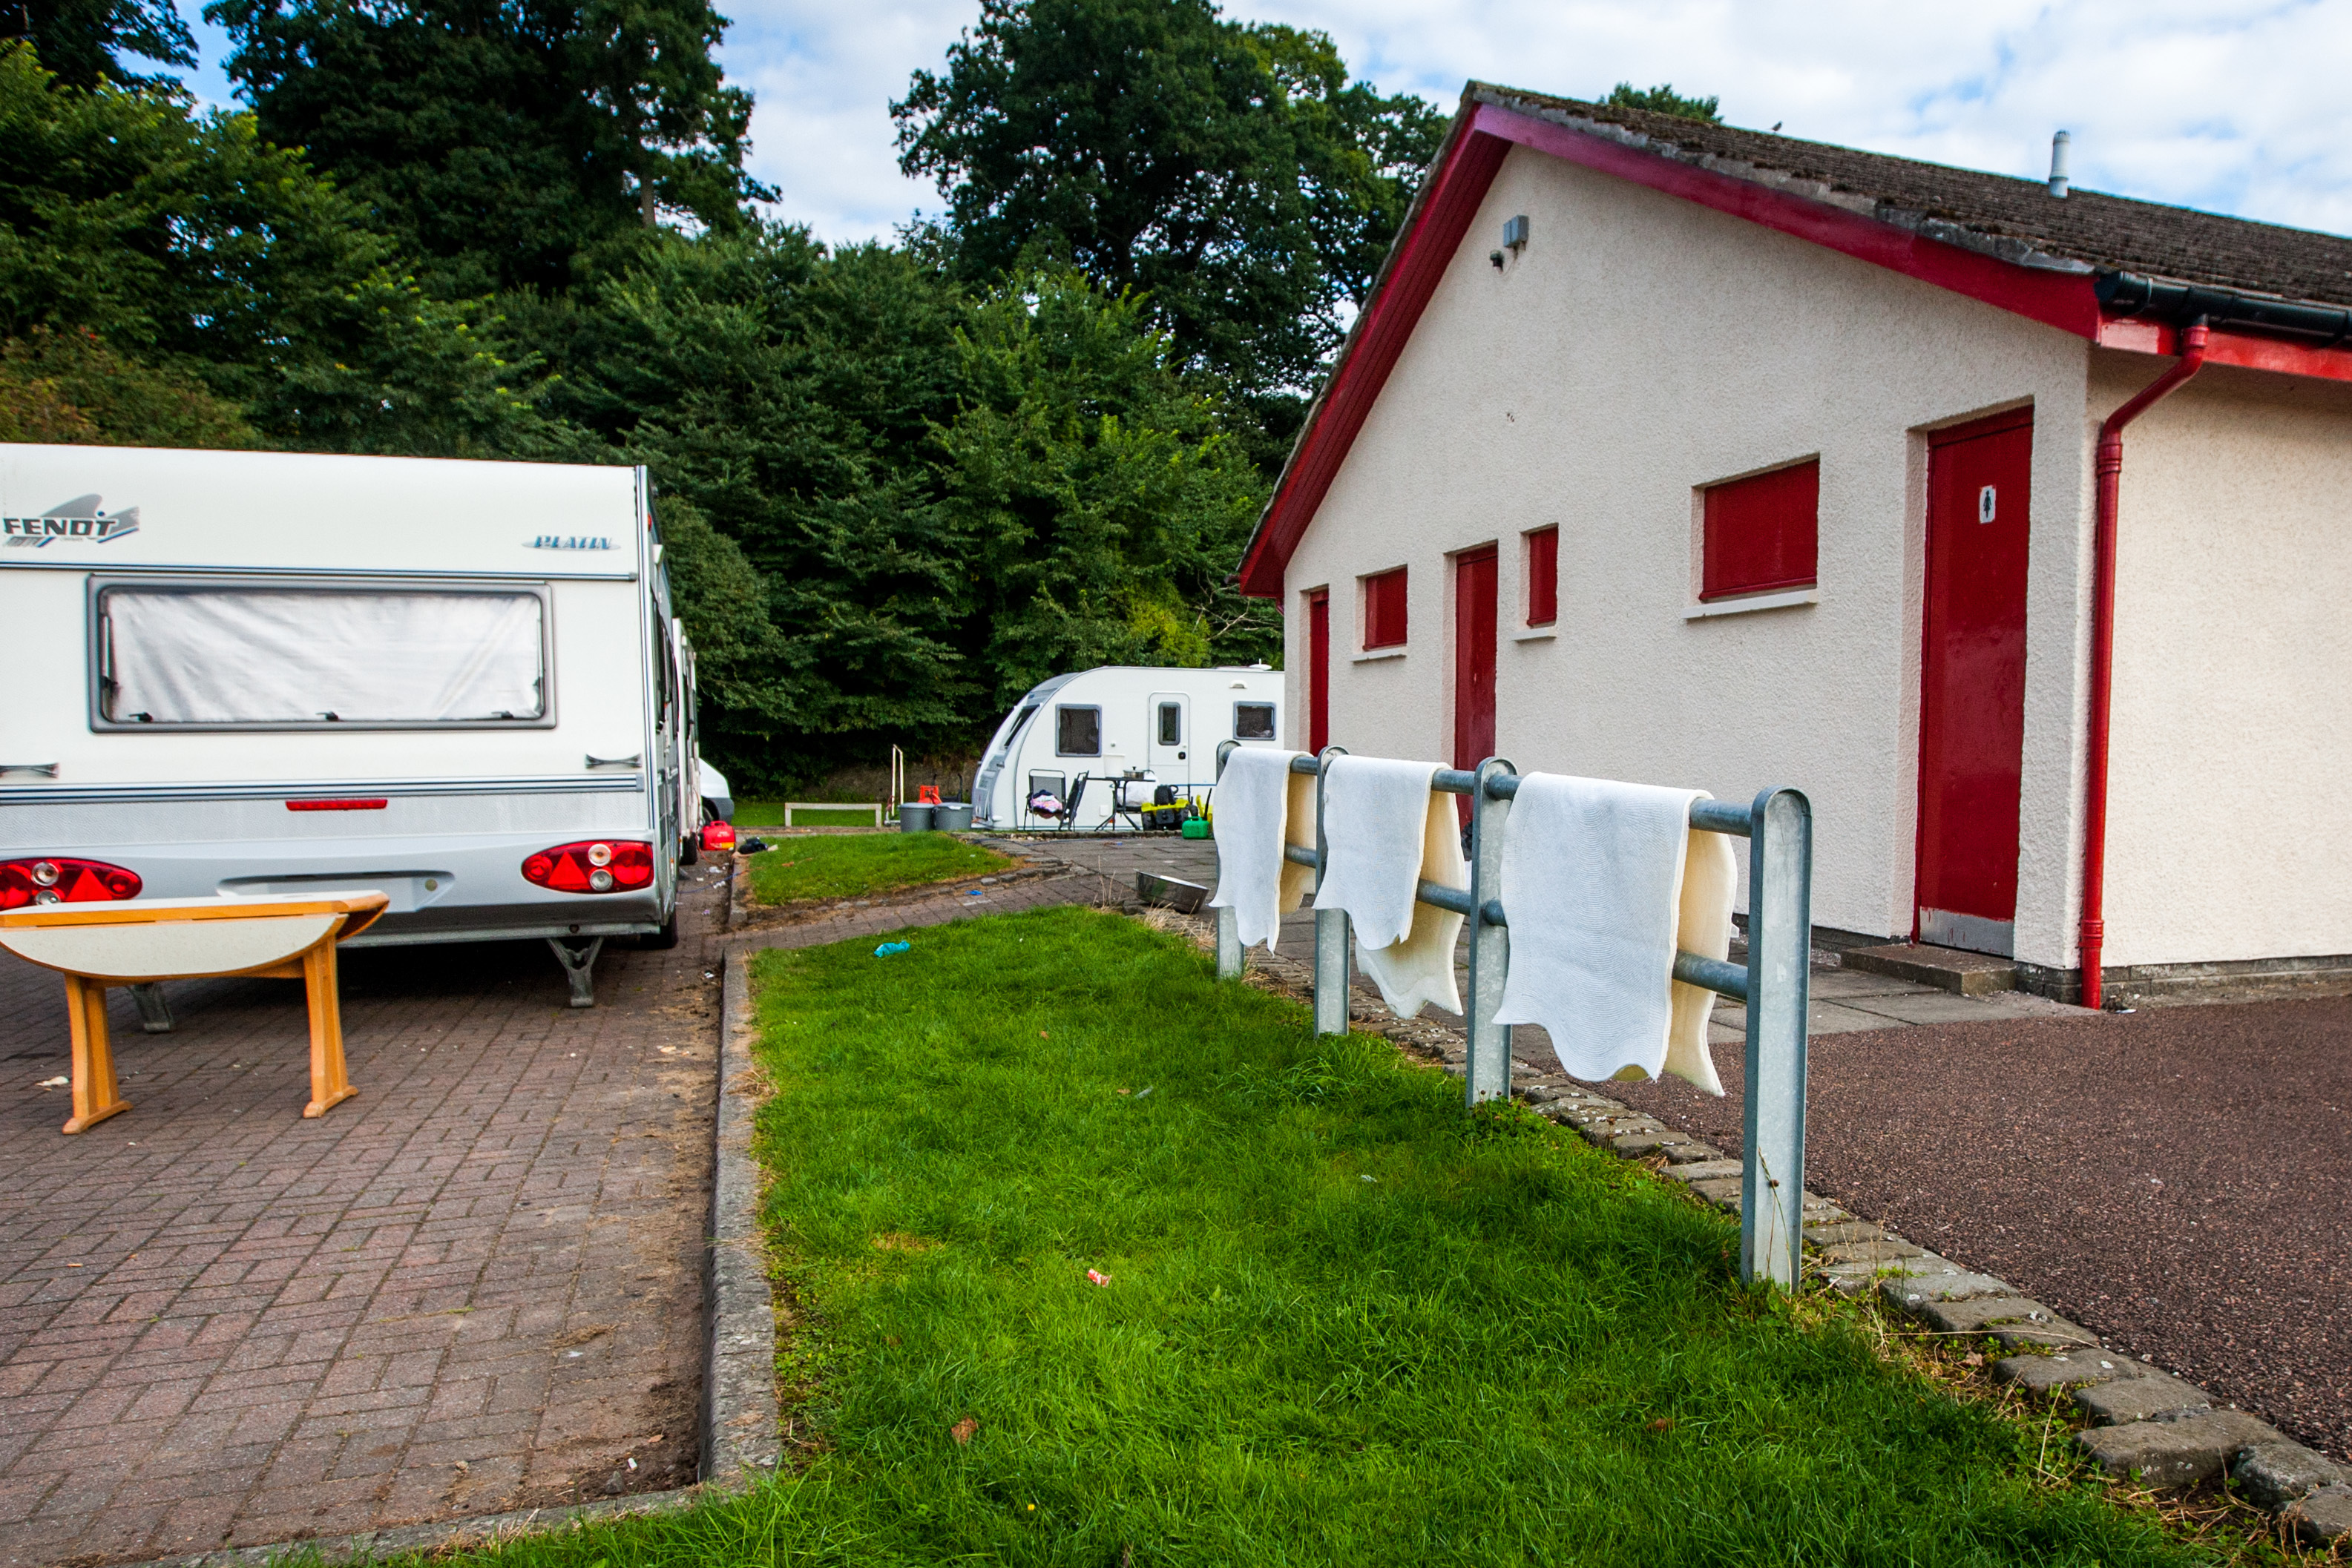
[1978,484,1997,523]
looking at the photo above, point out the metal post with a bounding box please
[1462,757,1514,1104]
[1213,740,1241,978]
[1739,786,1813,1288]
[1313,746,1350,1036]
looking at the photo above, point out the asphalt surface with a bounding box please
[1602,992,2352,1459]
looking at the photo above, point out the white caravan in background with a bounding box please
[0,444,698,1006]
[972,665,1282,831]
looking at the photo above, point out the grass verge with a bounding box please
[745,831,1013,906]
[413,907,2278,1567]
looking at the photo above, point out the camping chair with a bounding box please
[1024,771,1067,828]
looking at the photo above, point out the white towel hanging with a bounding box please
[1494,772,1738,1094]
[1206,747,1315,952]
[1314,755,1465,1018]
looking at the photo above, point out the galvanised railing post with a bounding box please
[1739,785,1813,1289]
[1463,756,1515,1105]
[1313,745,1351,1036]
[1213,739,1241,979]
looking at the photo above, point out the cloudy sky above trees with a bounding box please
[177,0,2352,246]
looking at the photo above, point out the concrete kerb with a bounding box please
[114,1491,703,1568]
[701,953,783,1487]
[1131,905,2347,1544]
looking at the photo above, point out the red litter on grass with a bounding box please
[1086,1269,1111,1287]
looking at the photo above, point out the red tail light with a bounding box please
[521,840,654,895]
[1,857,142,911]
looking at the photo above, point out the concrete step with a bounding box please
[1843,942,2017,995]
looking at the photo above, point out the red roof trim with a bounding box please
[1241,98,2352,597]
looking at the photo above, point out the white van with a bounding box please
[972,665,1282,831]
[0,444,696,1005]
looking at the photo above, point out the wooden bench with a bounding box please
[0,892,389,1133]
[778,801,886,827]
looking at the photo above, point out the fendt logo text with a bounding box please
[2,494,141,549]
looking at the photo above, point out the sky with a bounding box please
[172,0,2352,248]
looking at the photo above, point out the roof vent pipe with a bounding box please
[2049,131,2071,198]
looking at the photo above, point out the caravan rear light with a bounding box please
[1,857,142,910]
[521,840,653,895]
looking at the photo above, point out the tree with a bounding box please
[208,0,771,300]
[1606,82,1720,123]
[0,326,258,445]
[0,0,194,88]
[893,0,1442,447]
[0,42,558,455]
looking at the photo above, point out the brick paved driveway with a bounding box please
[0,867,731,1567]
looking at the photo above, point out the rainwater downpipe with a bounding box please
[2078,316,2208,1010]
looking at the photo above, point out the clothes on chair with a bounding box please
[1206,748,1314,951]
[1313,755,1465,1018]
[1494,772,1738,1095]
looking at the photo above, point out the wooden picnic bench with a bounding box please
[0,892,389,1134]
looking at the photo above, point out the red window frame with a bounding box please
[1701,460,1819,601]
[1361,567,1407,650]
[1525,527,1558,626]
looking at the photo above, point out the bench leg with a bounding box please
[301,942,358,1118]
[129,982,174,1034]
[62,974,131,1134]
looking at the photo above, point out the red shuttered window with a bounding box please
[1362,567,1407,649]
[1702,460,1819,601]
[1525,527,1558,626]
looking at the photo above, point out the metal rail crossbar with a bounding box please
[1211,742,1813,1288]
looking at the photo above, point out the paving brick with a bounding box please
[0,870,743,1565]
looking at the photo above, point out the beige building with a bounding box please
[1239,84,2352,1005]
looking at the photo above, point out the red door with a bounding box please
[1916,411,2032,955]
[1453,547,1498,822]
[1306,589,1330,753]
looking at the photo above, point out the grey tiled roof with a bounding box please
[1474,84,2352,312]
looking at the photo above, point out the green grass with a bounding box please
[745,831,1013,905]
[413,908,2238,1567]
[735,800,884,829]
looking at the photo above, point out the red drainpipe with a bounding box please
[2078,317,2209,1010]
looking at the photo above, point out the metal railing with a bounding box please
[1213,742,1813,1288]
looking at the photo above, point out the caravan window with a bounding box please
[1157,702,1182,745]
[94,582,551,729]
[1055,705,1101,756]
[1234,702,1275,740]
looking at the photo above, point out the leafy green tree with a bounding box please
[0,42,557,454]
[208,0,771,299]
[0,0,194,88]
[893,0,1443,446]
[0,326,259,445]
[1606,82,1721,123]
[937,271,1279,710]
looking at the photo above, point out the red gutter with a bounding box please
[2077,318,2209,1010]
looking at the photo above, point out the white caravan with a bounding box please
[972,665,1283,831]
[0,444,697,1005]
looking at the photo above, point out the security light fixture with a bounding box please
[1502,214,1530,251]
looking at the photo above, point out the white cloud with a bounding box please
[177,0,2352,246]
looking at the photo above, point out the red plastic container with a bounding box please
[700,820,737,852]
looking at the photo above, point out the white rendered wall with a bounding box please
[2096,358,2352,966]
[1281,144,2097,960]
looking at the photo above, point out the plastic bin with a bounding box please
[934,802,974,831]
[898,803,936,832]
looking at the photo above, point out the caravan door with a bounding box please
[1146,691,1189,784]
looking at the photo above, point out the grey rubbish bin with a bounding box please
[899,803,936,831]
[934,802,974,831]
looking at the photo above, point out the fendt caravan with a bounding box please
[0,445,699,1005]
[973,665,1282,830]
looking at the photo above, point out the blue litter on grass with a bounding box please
[874,941,911,957]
